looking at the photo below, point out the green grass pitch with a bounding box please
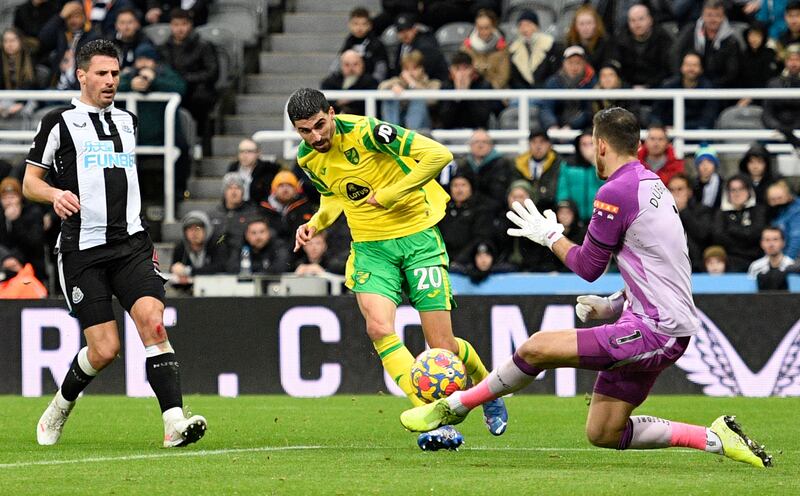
[1,395,797,495]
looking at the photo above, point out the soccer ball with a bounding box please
[411,348,467,403]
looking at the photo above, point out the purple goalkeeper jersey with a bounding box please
[565,160,700,337]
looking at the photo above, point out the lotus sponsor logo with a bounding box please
[83,141,135,169]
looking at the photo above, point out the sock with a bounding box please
[448,351,542,415]
[455,338,490,384]
[145,341,183,413]
[373,334,425,407]
[60,347,98,402]
[617,416,722,453]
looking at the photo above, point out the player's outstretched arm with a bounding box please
[22,164,80,219]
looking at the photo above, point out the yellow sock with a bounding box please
[373,334,425,407]
[456,337,490,384]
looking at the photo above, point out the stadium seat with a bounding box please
[178,108,198,157]
[497,105,542,131]
[210,0,269,38]
[207,10,260,47]
[142,23,172,46]
[435,22,473,59]
[196,24,243,87]
[715,105,765,130]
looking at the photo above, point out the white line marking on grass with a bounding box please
[0,446,322,469]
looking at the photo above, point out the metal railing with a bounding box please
[0,90,181,223]
[252,88,800,161]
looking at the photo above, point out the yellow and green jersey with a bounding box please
[297,114,453,242]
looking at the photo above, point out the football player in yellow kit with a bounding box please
[288,88,508,450]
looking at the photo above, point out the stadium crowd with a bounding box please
[2,0,800,295]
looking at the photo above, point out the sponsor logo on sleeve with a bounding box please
[593,200,619,214]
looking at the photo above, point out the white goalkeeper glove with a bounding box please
[506,198,565,249]
[575,290,625,323]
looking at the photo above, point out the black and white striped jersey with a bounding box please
[26,98,144,252]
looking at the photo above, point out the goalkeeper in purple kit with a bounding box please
[400,107,772,468]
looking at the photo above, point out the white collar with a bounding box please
[71,97,115,114]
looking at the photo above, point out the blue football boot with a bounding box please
[482,397,508,436]
[416,425,464,451]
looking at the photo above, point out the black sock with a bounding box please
[146,353,183,413]
[60,353,95,402]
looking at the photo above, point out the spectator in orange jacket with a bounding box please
[637,124,685,186]
[0,263,47,298]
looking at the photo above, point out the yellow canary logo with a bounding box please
[355,271,370,284]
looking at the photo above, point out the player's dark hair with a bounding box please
[349,7,370,19]
[287,88,331,123]
[592,107,640,156]
[703,0,725,10]
[76,39,121,71]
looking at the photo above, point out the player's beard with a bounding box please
[312,139,331,153]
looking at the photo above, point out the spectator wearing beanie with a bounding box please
[209,172,256,252]
[508,9,561,89]
[692,146,723,209]
[258,170,316,247]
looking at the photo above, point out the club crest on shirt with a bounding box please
[121,124,133,133]
[72,286,84,304]
[344,147,360,164]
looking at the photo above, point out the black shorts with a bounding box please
[57,231,167,329]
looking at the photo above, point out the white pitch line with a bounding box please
[0,446,322,469]
[4,445,783,469]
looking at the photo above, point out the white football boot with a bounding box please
[37,390,75,446]
[163,409,207,448]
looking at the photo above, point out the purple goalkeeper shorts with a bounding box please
[576,310,690,406]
